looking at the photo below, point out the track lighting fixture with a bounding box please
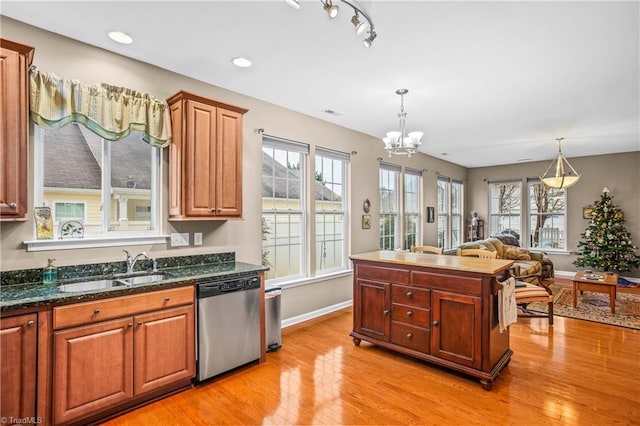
[286,0,377,47]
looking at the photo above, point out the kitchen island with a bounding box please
[349,250,514,390]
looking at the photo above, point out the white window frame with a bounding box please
[488,180,523,240]
[527,178,567,251]
[262,136,309,284]
[437,176,463,249]
[27,126,165,251]
[379,163,400,250]
[314,148,349,275]
[403,169,422,250]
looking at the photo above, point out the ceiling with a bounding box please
[3,1,639,168]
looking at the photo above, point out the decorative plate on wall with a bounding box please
[59,219,85,239]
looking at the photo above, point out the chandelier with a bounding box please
[285,0,377,47]
[382,89,424,157]
[540,137,581,188]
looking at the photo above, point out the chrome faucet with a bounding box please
[123,250,149,274]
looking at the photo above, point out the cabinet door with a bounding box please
[353,279,390,341]
[0,313,37,419]
[431,290,482,369]
[133,305,195,395]
[185,99,217,217]
[0,41,33,219]
[54,318,133,424]
[215,108,243,216]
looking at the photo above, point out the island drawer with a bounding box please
[356,264,409,284]
[391,304,429,327]
[53,286,194,329]
[411,272,482,295]
[392,285,430,307]
[390,322,430,353]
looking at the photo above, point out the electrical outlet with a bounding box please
[170,232,189,247]
[194,232,203,246]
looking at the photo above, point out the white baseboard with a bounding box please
[282,300,353,329]
[555,270,640,283]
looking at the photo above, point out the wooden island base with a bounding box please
[349,251,516,390]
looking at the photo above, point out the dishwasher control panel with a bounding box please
[197,274,260,298]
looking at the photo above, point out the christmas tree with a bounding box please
[574,190,640,273]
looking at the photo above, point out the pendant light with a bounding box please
[540,137,580,188]
[382,89,424,157]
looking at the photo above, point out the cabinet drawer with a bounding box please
[412,271,482,295]
[391,322,430,353]
[391,304,429,327]
[54,286,194,329]
[357,264,409,284]
[392,285,430,307]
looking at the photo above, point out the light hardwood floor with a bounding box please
[104,278,640,425]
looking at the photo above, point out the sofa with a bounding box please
[456,237,553,281]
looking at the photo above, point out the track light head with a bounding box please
[351,12,368,35]
[285,0,300,9]
[323,1,339,19]
[363,31,377,48]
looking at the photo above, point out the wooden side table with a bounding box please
[572,271,618,313]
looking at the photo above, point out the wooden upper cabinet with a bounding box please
[0,39,34,220]
[167,91,247,220]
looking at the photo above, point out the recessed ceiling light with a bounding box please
[440,153,449,156]
[323,109,343,117]
[108,31,133,45]
[517,158,532,162]
[232,57,252,68]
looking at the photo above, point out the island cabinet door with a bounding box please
[430,290,482,370]
[53,318,134,424]
[353,279,391,341]
[133,305,195,395]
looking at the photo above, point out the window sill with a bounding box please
[268,269,353,290]
[24,235,169,252]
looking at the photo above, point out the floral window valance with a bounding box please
[29,66,171,147]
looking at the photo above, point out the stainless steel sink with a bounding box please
[114,273,171,287]
[57,272,173,293]
[57,279,129,293]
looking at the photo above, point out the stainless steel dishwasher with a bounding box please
[196,273,261,382]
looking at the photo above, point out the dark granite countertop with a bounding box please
[1,254,268,312]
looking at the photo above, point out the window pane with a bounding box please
[315,154,347,273]
[380,167,399,249]
[109,133,153,232]
[489,181,522,237]
[39,124,158,237]
[262,142,306,281]
[528,180,566,250]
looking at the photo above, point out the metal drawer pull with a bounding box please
[94,309,100,314]
[406,311,413,317]
[9,202,17,209]
[27,320,35,327]
[406,333,413,339]
[137,321,143,326]
[383,309,390,315]
[127,323,133,327]
[432,320,439,327]
[406,291,413,298]
[164,297,170,301]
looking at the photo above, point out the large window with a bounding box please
[403,170,421,250]
[528,179,566,250]
[488,179,566,251]
[379,164,422,250]
[488,181,522,238]
[315,149,348,273]
[262,138,308,282]
[437,177,463,249]
[379,164,400,250]
[35,124,161,237]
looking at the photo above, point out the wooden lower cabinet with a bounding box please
[1,313,37,419]
[350,255,512,390]
[134,306,195,395]
[53,318,133,424]
[52,287,195,424]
